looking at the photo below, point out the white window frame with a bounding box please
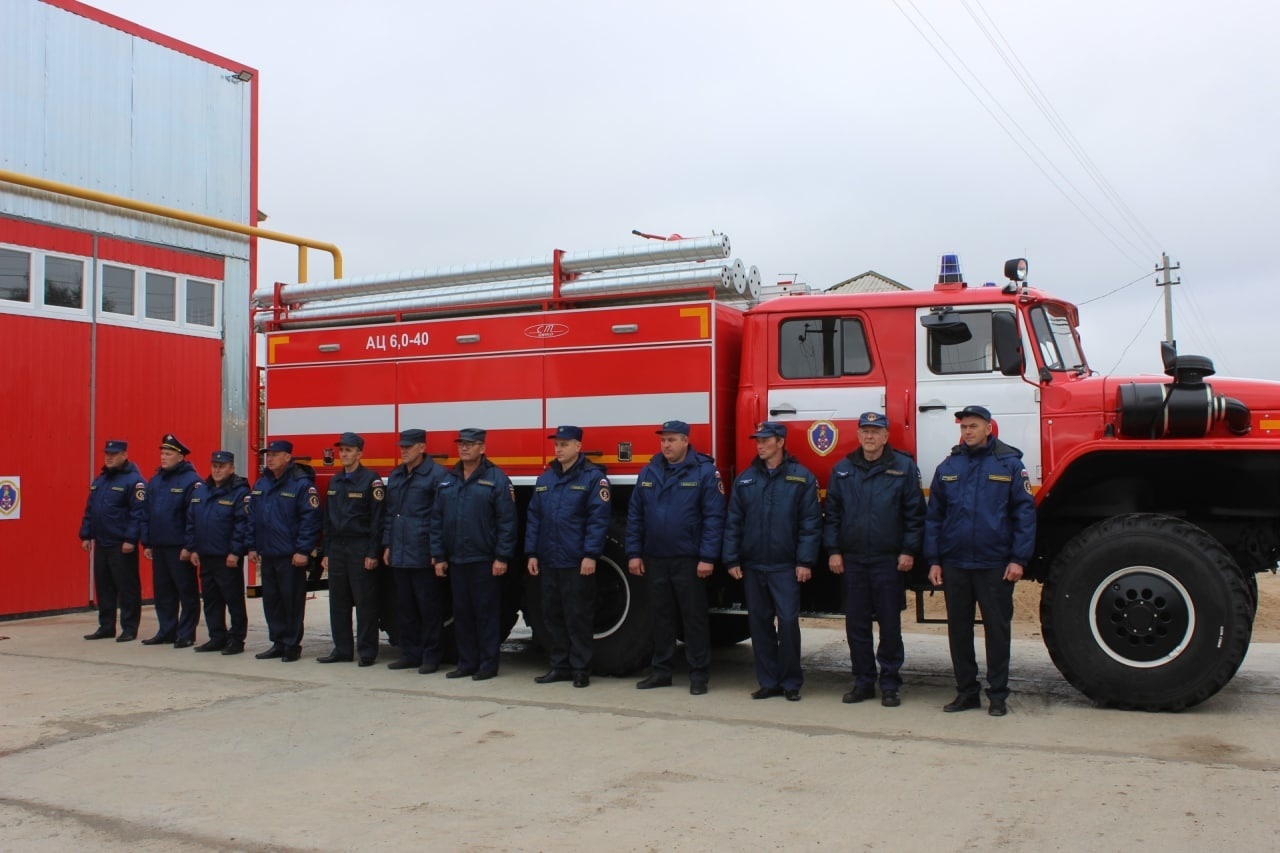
[95,261,223,339]
[0,242,93,323]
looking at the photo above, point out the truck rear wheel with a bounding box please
[1041,513,1253,710]
[521,535,653,676]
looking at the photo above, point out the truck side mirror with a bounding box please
[920,311,973,345]
[992,311,1024,376]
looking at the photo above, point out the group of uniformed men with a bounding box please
[79,405,1035,715]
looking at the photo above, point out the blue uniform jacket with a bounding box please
[382,457,446,568]
[79,461,147,547]
[723,454,822,572]
[141,461,203,549]
[625,448,725,563]
[430,457,519,565]
[823,446,926,561]
[923,437,1037,570]
[186,475,251,556]
[525,456,611,568]
[322,464,387,561]
[246,464,321,559]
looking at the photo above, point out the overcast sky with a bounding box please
[99,0,1280,379]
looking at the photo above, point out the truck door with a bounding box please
[763,313,886,478]
[914,305,1041,488]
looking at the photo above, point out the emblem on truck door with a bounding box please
[808,421,837,456]
[524,323,569,339]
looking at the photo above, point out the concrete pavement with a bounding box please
[1,596,1277,851]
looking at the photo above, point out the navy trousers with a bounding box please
[152,546,200,642]
[93,544,141,635]
[260,556,307,650]
[540,566,594,674]
[743,567,803,691]
[843,556,906,691]
[394,565,442,667]
[645,556,710,683]
[942,567,1014,701]
[198,554,247,644]
[327,538,380,661]
[451,560,502,674]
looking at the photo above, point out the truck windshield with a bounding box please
[1029,303,1087,372]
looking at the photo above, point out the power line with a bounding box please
[1108,293,1164,374]
[1077,271,1150,305]
[965,0,1164,256]
[889,0,1155,268]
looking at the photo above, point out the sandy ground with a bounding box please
[1,591,1278,852]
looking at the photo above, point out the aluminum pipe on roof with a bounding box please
[251,233,731,305]
[269,262,735,317]
[259,264,736,329]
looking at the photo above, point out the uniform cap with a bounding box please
[259,439,294,454]
[858,411,889,428]
[103,439,128,453]
[160,433,191,455]
[211,450,235,464]
[656,420,690,436]
[398,428,426,447]
[548,425,583,441]
[748,421,787,439]
[455,428,487,443]
[334,431,365,449]
[954,405,992,422]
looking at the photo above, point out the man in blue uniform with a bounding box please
[431,428,518,680]
[626,420,725,695]
[317,432,387,667]
[925,405,1037,717]
[825,412,926,707]
[187,450,251,655]
[724,422,821,701]
[247,439,321,662]
[140,434,204,648]
[526,425,611,688]
[79,439,147,642]
[383,428,448,674]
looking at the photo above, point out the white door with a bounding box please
[914,305,1041,489]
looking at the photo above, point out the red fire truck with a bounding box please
[253,234,1279,711]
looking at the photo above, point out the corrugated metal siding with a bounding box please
[0,312,94,614]
[0,1,251,260]
[222,257,251,459]
[0,2,256,617]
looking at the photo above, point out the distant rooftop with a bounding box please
[825,271,912,293]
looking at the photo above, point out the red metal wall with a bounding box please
[0,216,224,617]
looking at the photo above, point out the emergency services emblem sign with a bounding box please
[0,477,19,519]
[807,421,837,457]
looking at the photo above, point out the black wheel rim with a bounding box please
[1088,565,1195,667]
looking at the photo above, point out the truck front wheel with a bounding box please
[1041,513,1253,711]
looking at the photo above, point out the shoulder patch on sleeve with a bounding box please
[372,483,385,501]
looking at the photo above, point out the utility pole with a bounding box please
[1155,252,1181,345]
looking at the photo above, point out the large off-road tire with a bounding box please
[1041,513,1254,711]
[590,548,653,675]
[521,534,653,676]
